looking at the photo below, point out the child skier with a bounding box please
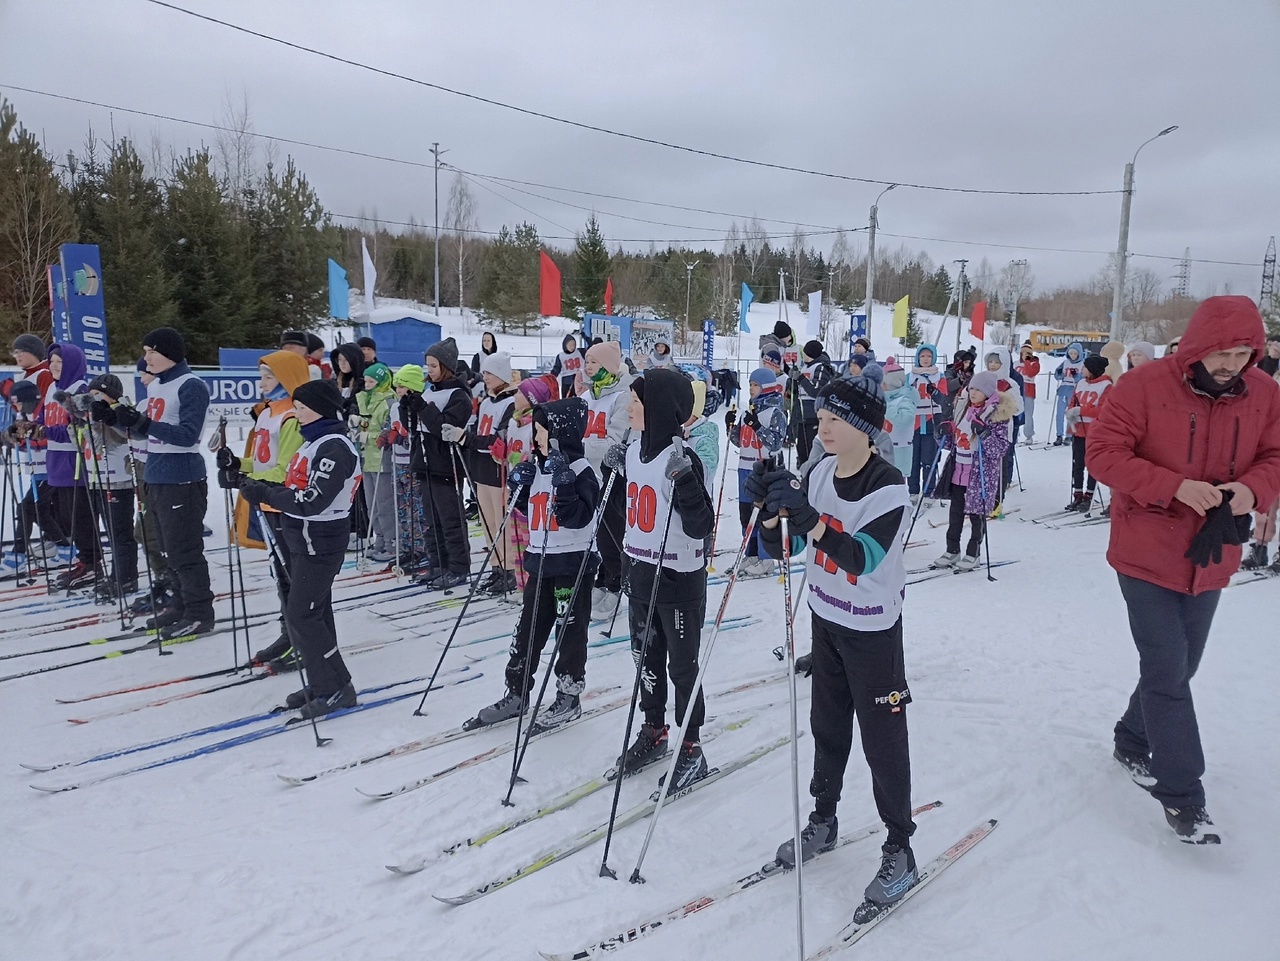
[550,334,587,398]
[466,397,601,731]
[1051,342,1086,445]
[580,341,633,620]
[725,368,787,577]
[933,371,1017,570]
[751,374,917,922]
[684,379,720,495]
[45,344,103,591]
[1063,354,1112,512]
[81,374,139,599]
[612,368,717,792]
[356,362,396,563]
[1015,343,1041,443]
[907,344,947,502]
[234,379,363,719]
[389,365,431,572]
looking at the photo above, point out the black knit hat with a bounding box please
[12,333,46,360]
[425,337,459,374]
[1083,354,1109,377]
[803,339,824,361]
[305,333,324,353]
[818,375,886,439]
[356,336,377,350]
[143,327,186,363]
[87,373,124,400]
[291,379,345,420]
[280,330,309,349]
[773,320,793,342]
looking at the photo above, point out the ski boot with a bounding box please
[463,690,527,731]
[297,682,358,720]
[774,812,838,869]
[616,722,669,777]
[1113,746,1156,791]
[1241,543,1269,571]
[661,739,708,796]
[931,552,959,569]
[1163,805,1220,845]
[852,843,919,922]
[532,688,582,732]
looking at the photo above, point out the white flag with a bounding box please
[807,290,823,340]
[361,236,377,317]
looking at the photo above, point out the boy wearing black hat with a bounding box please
[1063,353,1113,512]
[305,333,331,380]
[92,327,215,639]
[753,374,918,922]
[796,340,835,464]
[235,379,362,718]
[611,368,717,792]
[82,374,140,598]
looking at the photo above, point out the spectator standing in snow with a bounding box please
[1126,341,1157,373]
[1087,296,1280,844]
[1050,342,1085,445]
[1255,336,1279,377]
[1014,343,1041,443]
[550,334,587,398]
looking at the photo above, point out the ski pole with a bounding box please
[212,419,242,670]
[410,488,523,717]
[976,436,997,583]
[123,427,158,638]
[903,439,944,547]
[705,425,733,573]
[627,499,760,883]
[82,419,127,629]
[779,510,806,959]
[598,492,678,881]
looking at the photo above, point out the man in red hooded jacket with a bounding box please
[1087,296,1280,844]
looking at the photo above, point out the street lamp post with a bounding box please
[430,143,449,318]
[863,184,896,343]
[1110,126,1177,342]
[684,258,700,330]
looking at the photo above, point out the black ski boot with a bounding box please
[662,739,708,796]
[1064,491,1086,512]
[1163,804,1220,845]
[1113,746,1156,791]
[297,682,358,720]
[159,619,215,642]
[265,648,302,675]
[774,812,838,868]
[1241,543,1269,571]
[616,722,669,777]
[853,843,919,921]
[463,690,526,731]
[533,689,582,731]
[253,635,292,667]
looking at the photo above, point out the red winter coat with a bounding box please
[1086,296,1280,595]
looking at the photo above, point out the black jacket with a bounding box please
[404,376,472,480]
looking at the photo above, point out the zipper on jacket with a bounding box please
[1229,416,1240,480]
[1186,413,1197,464]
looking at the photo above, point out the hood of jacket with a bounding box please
[914,343,939,370]
[330,344,366,385]
[481,330,498,355]
[561,334,579,355]
[1173,295,1266,376]
[1064,342,1084,362]
[636,367,694,462]
[260,349,311,395]
[983,345,1013,381]
[648,342,674,368]
[533,396,588,464]
[53,342,87,390]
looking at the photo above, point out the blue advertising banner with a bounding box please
[57,244,110,378]
[47,264,71,343]
[135,370,262,408]
[702,319,715,369]
[849,312,867,361]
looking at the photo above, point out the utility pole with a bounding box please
[684,258,700,330]
[863,184,896,344]
[953,259,969,355]
[1005,259,1029,353]
[430,142,449,317]
[1110,126,1178,342]
[1261,237,1276,314]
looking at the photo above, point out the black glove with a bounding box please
[543,449,575,487]
[90,400,117,425]
[724,408,737,429]
[742,461,777,505]
[401,390,426,415]
[743,410,760,431]
[508,460,536,493]
[238,477,266,503]
[1184,493,1247,568]
[215,447,238,470]
[603,441,628,472]
[217,463,242,490]
[926,382,939,397]
[114,405,146,432]
[764,471,821,535]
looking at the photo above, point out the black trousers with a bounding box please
[809,613,915,847]
[1071,435,1097,492]
[422,475,470,575]
[594,469,626,592]
[149,482,214,622]
[49,484,103,565]
[280,518,351,698]
[505,565,595,695]
[263,510,293,640]
[945,485,984,557]
[131,462,167,578]
[14,481,65,552]
[95,488,138,583]
[1113,574,1219,808]
[630,593,707,742]
[797,417,819,468]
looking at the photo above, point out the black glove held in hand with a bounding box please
[217,464,242,490]
[742,461,775,505]
[507,460,536,493]
[1184,493,1246,568]
[764,471,820,535]
[113,406,146,432]
[215,447,237,470]
[90,400,117,425]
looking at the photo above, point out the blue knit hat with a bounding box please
[749,368,777,388]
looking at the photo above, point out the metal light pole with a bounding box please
[863,183,896,343]
[953,259,969,355]
[684,258,700,330]
[1110,125,1177,342]
[430,142,449,317]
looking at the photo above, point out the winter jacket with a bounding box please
[648,342,674,368]
[685,416,720,492]
[796,354,836,420]
[1086,296,1280,595]
[1053,344,1085,389]
[945,389,1017,514]
[1015,353,1040,399]
[909,343,948,434]
[582,371,634,475]
[356,385,394,471]
[41,343,89,488]
[1067,374,1112,438]
[408,375,472,481]
[883,376,917,476]
[465,387,519,487]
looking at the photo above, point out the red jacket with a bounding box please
[1087,296,1280,594]
[1015,356,1040,399]
[1068,374,1111,437]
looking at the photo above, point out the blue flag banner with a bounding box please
[739,283,754,333]
[47,264,71,343]
[328,258,350,320]
[57,244,110,379]
[702,319,715,369]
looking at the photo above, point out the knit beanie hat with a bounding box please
[818,376,886,439]
[363,362,392,391]
[749,368,777,388]
[10,379,39,412]
[392,364,426,394]
[518,375,555,406]
[305,333,324,354]
[586,340,623,375]
[12,334,46,360]
[773,320,793,342]
[968,371,1000,398]
[761,347,783,369]
[802,339,824,361]
[425,337,459,374]
[143,327,186,363]
[1083,355,1109,378]
[357,336,377,351]
[882,356,903,373]
[291,379,345,420]
[280,330,309,349]
[1128,341,1156,363]
[87,373,124,400]
[860,362,885,389]
[480,351,514,384]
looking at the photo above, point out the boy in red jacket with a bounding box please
[1063,354,1111,512]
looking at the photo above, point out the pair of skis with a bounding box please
[905,560,1019,585]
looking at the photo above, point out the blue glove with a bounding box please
[543,449,575,487]
[508,460,536,493]
[764,471,821,535]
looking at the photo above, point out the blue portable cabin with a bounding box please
[353,306,443,370]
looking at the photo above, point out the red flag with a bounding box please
[539,251,562,317]
[604,277,614,316]
[969,301,987,341]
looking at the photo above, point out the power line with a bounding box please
[877,231,1262,268]
[139,0,1122,198]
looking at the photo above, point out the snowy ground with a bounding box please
[4,432,1277,961]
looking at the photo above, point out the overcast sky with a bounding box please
[2,0,1277,296]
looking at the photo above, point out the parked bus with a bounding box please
[1027,329,1111,356]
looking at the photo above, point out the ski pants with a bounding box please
[94,487,138,584]
[1022,396,1036,442]
[362,469,397,553]
[809,613,916,848]
[945,484,984,558]
[394,463,429,563]
[14,479,64,553]
[594,468,626,593]
[1052,384,1074,440]
[131,462,167,578]
[797,417,819,468]
[1070,435,1097,493]
[475,482,515,571]
[909,430,939,498]
[49,483,103,565]
[505,560,596,695]
[279,517,351,699]
[421,473,470,576]
[262,509,293,643]
[1113,574,1218,808]
[149,481,215,623]
[631,593,707,742]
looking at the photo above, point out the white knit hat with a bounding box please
[480,351,513,384]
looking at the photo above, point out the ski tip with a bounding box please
[386,859,429,875]
[276,774,306,786]
[356,788,392,800]
[30,782,69,793]
[432,893,467,906]
[19,762,54,773]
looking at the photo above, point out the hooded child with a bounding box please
[331,343,367,414]
[467,396,602,732]
[611,368,717,793]
[356,362,397,561]
[726,367,788,576]
[1015,343,1041,443]
[388,365,431,569]
[471,330,499,377]
[1051,341,1086,444]
[581,340,634,619]
[907,343,948,500]
[44,343,103,590]
[550,333,587,398]
[1063,354,1113,512]
[238,379,362,719]
[752,374,918,917]
[881,358,917,477]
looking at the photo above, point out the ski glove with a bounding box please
[90,400,117,425]
[764,471,820,535]
[507,460,536,493]
[724,408,737,429]
[401,391,426,416]
[604,441,628,472]
[489,437,508,462]
[543,449,575,487]
[217,463,242,490]
[215,447,238,470]
[664,438,693,482]
[743,409,760,431]
[1184,492,1248,568]
[743,461,782,506]
[112,405,147,432]
[441,423,466,444]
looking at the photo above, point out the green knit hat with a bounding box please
[364,362,392,391]
[392,364,425,393]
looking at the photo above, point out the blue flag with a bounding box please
[739,282,754,333]
[329,259,350,320]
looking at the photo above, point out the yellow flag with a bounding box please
[892,294,910,338]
